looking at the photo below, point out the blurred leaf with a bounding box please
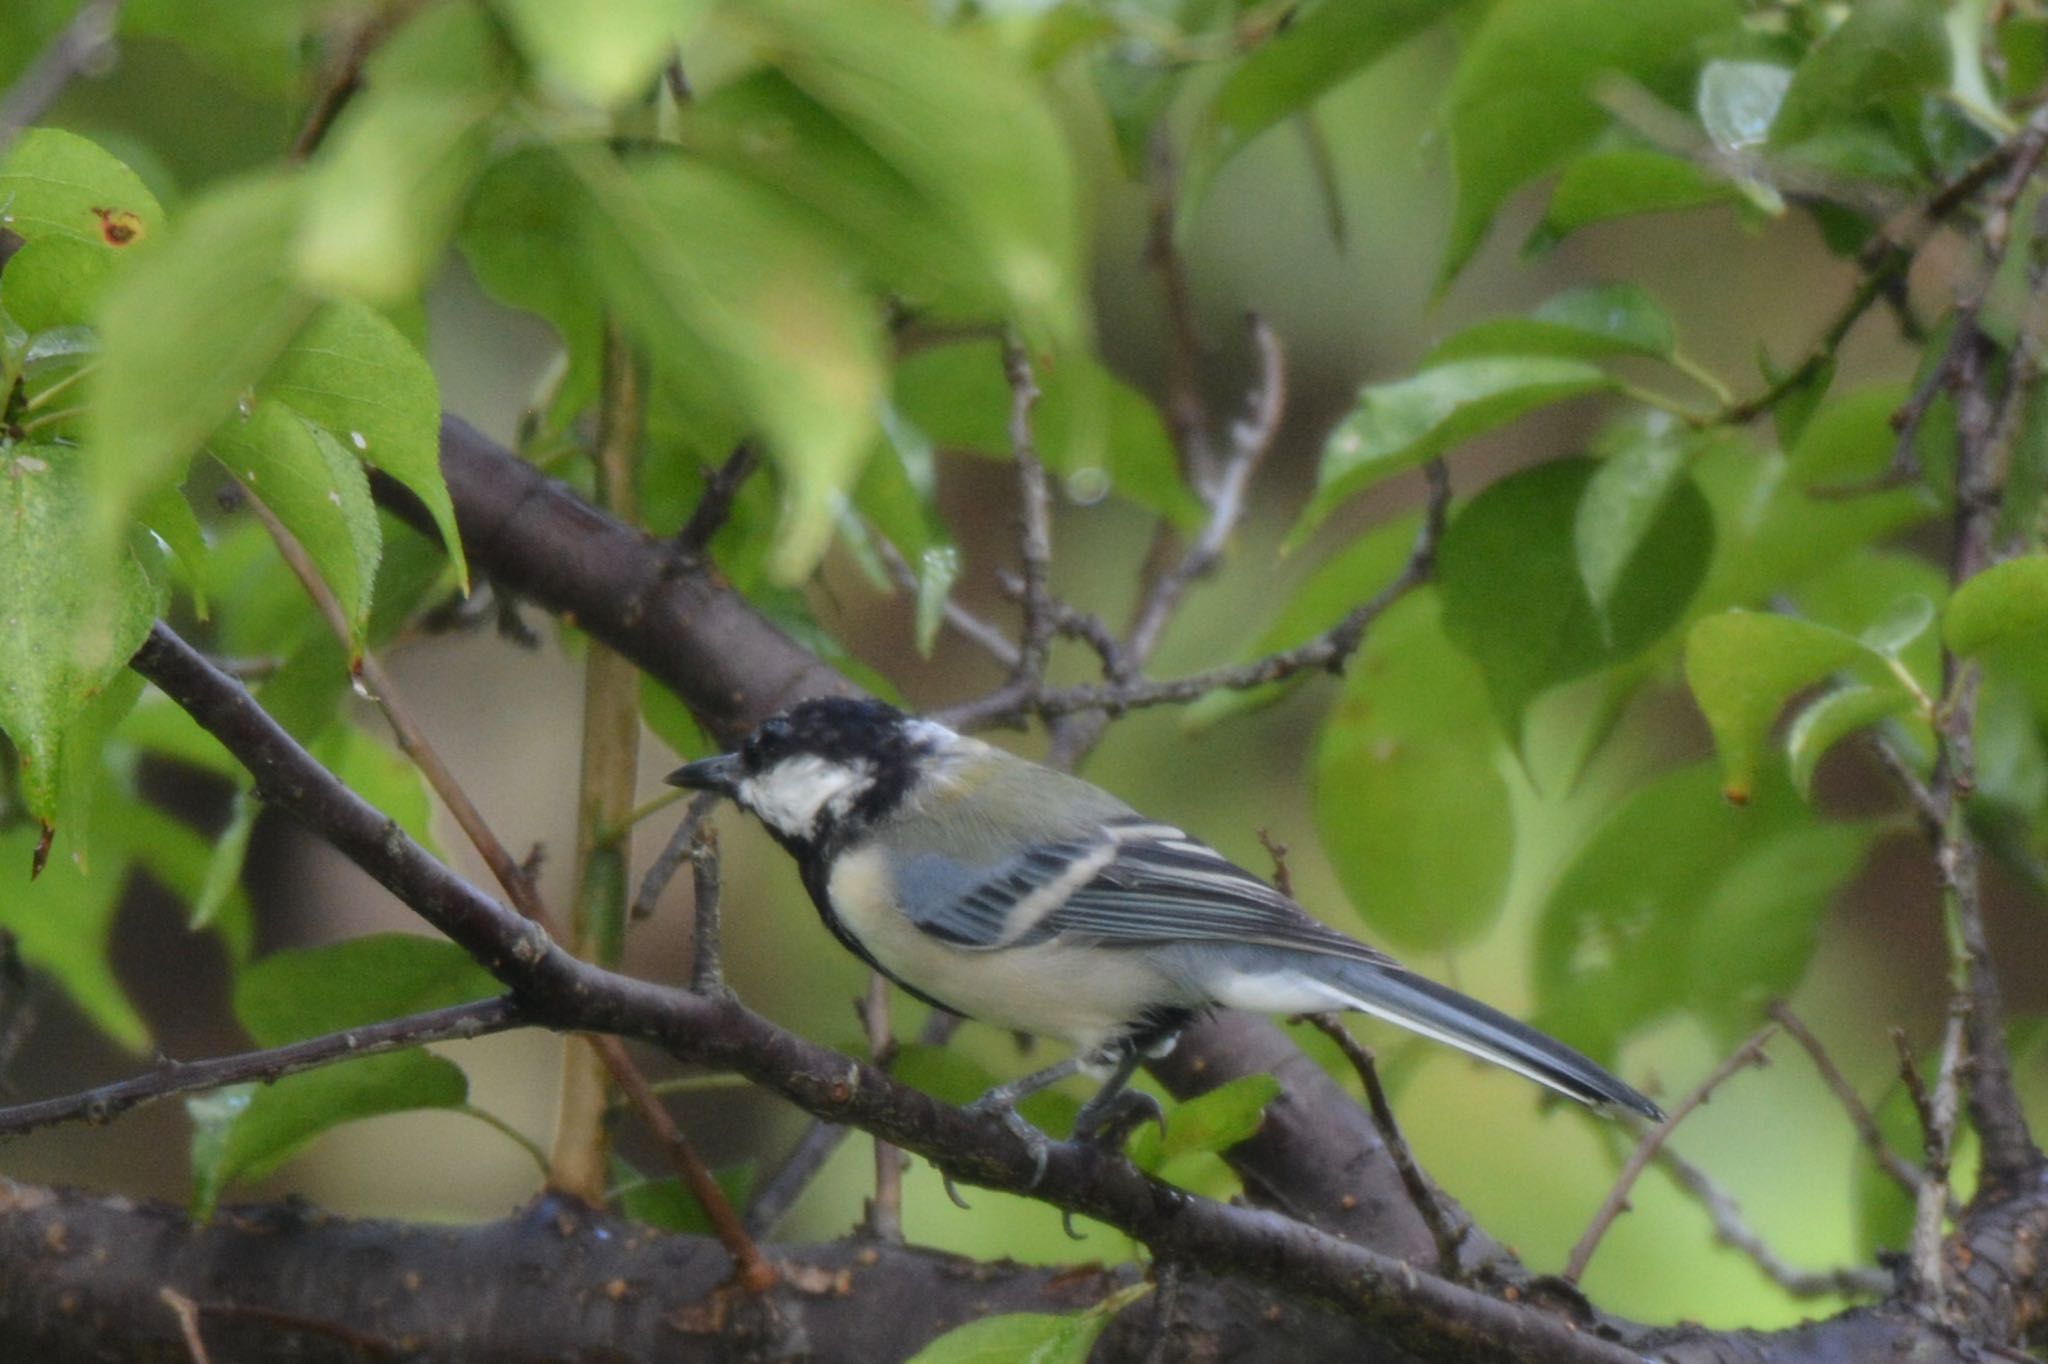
[1302,358,1615,539]
[87,173,317,540]
[0,822,148,1049]
[641,675,711,760]
[495,0,706,105]
[187,1051,469,1219]
[0,127,164,250]
[904,1283,1151,1364]
[123,800,255,964]
[616,1162,755,1234]
[1687,822,1873,1040]
[189,787,258,932]
[1427,283,1677,365]
[1184,511,1422,729]
[308,726,440,855]
[0,445,162,826]
[913,545,962,658]
[572,148,884,584]
[1786,682,1912,800]
[1439,457,1710,738]
[1126,1074,1279,1171]
[1575,422,1689,624]
[892,1042,999,1106]
[116,690,240,778]
[234,933,499,1047]
[122,0,324,96]
[1697,59,1793,154]
[1684,610,1897,802]
[1444,0,1738,283]
[1313,591,1512,952]
[743,0,1081,347]
[211,401,383,646]
[1946,556,2048,657]
[1770,0,1949,147]
[261,300,464,588]
[1850,1059,1931,1256]
[137,487,211,615]
[1532,148,1752,250]
[1186,0,1459,211]
[1094,50,1181,180]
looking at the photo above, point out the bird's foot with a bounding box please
[966,1091,1054,1191]
[1073,1088,1166,1153]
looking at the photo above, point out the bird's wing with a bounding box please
[896,818,1394,966]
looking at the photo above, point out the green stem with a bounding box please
[455,1103,550,1174]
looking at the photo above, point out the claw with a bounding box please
[968,1092,1053,1190]
[1060,1209,1086,1241]
[941,1167,972,1210]
[1074,1088,1166,1153]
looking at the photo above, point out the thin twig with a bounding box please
[1005,340,1055,690]
[1305,1014,1467,1275]
[0,0,122,158]
[160,1288,212,1364]
[631,791,719,924]
[591,1032,778,1293]
[1145,133,1214,486]
[882,537,1021,670]
[676,444,761,560]
[858,973,905,1243]
[1900,1005,1969,1310]
[1564,1025,1777,1284]
[0,997,522,1138]
[288,0,429,161]
[1768,1002,1930,1202]
[688,824,730,997]
[1651,1146,1891,1299]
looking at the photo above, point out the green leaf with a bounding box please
[1786,682,1912,801]
[904,1284,1152,1364]
[1126,1074,1280,1171]
[187,1051,469,1218]
[115,691,240,778]
[0,445,162,825]
[311,724,440,855]
[495,0,706,105]
[1313,591,1513,952]
[1532,149,1752,250]
[743,0,1081,347]
[234,933,499,1047]
[87,173,318,540]
[572,149,885,584]
[1438,457,1711,737]
[211,400,383,646]
[1,235,118,331]
[1687,822,1874,1040]
[891,1042,999,1107]
[1427,283,1677,365]
[1186,0,1460,211]
[0,821,149,1049]
[1769,0,1949,147]
[190,788,258,931]
[137,487,212,616]
[1302,358,1615,538]
[0,127,165,250]
[913,545,961,658]
[1574,423,1689,622]
[1946,556,2048,657]
[260,300,465,588]
[1683,610,1893,801]
[1444,0,1739,282]
[1696,59,1793,154]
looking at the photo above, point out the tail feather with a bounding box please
[1316,957,1664,1122]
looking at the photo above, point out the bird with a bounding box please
[669,696,1662,1176]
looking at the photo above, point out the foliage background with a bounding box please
[2,0,2044,1346]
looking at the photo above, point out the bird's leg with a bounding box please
[1070,1049,1165,1151]
[942,1054,1085,1206]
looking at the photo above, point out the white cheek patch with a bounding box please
[738,755,876,840]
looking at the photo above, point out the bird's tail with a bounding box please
[1310,955,1664,1122]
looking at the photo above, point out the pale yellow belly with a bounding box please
[827,846,1180,1053]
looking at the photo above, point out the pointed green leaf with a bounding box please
[1769,0,1949,147]
[1427,284,1678,366]
[1302,358,1615,538]
[905,1285,1151,1364]
[1574,424,1689,622]
[211,400,383,645]
[0,823,149,1049]
[260,300,464,587]
[1314,591,1513,952]
[617,1162,755,1235]
[1444,0,1739,283]
[234,933,499,1047]
[87,173,318,538]
[1946,556,2048,658]
[1683,610,1889,801]
[0,445,161,824]
[913,545,961,658]
[1532,149,1751,251]
[1126,1074,1280,1171]
[1438,457,1710,737]
[1186,0,1461,212]
[189,787,258,931]
[1696,59,1793,154]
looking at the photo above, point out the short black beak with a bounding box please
[666,753,743,797]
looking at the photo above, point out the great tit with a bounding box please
[670,697,1662,1165]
